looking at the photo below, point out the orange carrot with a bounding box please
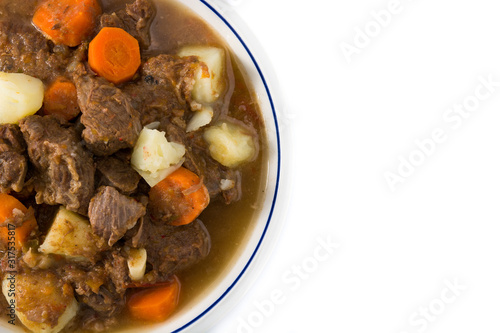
[149,167,210,226]
[0,194,37,250]
[127,276,181,322]
[32,0,101,47]
[43,78,80,121]
[88,27,141,85]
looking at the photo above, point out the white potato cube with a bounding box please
[39,207,103,261]
[2,272,78,333]
[0,72,44,124]
[204,122,256,168]
[178,46,226,104]
[131,127,186,187]
[186,105,213,132]
[127,248,147,281]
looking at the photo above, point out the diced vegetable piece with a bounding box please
[0,72,44,124]
[32,0,101,47]
[131,127,186,187]
[2,271,78,333]
[186,105,213,133]
[39,207,103,261]
[178,46,226,104]
[89,27,141,84]
[43,78,80,121]
[149,167,209,226]
[127,248,147,281]
[203,122,256,168]
[127,276,181,322]
[0,194,37,250]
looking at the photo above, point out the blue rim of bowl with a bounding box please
[172,1,281,332]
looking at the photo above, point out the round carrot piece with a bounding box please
[43,78,80,121]
[127,276,181,322]
[88,27,141,85]
[149,167,210,226]
[32,0,101,47]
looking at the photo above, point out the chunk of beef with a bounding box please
[156,220,211,278]
[122,73,186,131]
[74,69,142,156]
[102,250,130,293]
[59,258,127,318]
[78,285,125,318]
[0,124,26,153]
[19,115,95,215]
[0,20,75,81]
[0,152,27,193]
[60,264,105,299]
[131,218,211,279]
[100,0,155,49]
[89,186,146,246]
[0,0,37,20]
[69,308,119,333]
[123,54,199,127]
[125,0,155,46]
[96,156,141,195]
[0,124,28,193]
[142,54,200,105]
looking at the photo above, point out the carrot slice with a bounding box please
[149,167,210,226]
[32,0,101,47]
[43,78,80,121]
[127,276,181,322]
[88,27,141,85]
[0,194,37,250]
[0,194,26,224]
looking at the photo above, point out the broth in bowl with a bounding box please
[0,0,270,331]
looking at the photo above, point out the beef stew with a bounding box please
[0,0,267,331]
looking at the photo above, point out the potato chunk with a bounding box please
[39,207,103,261]
[186,105,213,132]
[127,248,147,281]
[178,46,226,104]
[204,122,256,168]
[131,127,185,187]
[0,72,44,124]
[2,271,78,333]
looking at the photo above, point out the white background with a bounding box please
[209,0,500,332]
